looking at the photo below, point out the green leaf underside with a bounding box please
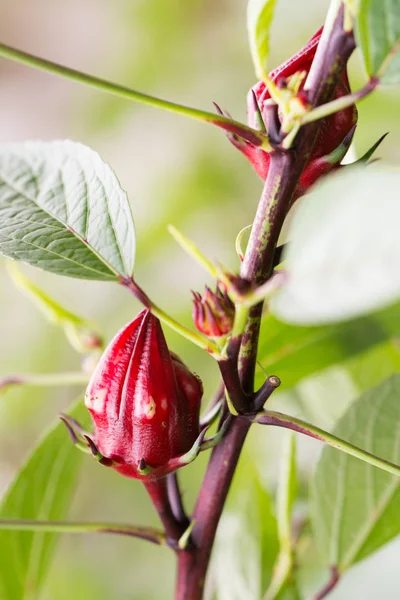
[264,434,298,600]
[0,399,87,599]
[210,459,279,599]
[258,299,400,389]
[356,0,400,84]
[312,375,400,571]
[247,0,278,79]
[347,340,400,393]
[277,433,297,544]
[0,140,135,280]
[270,167,400,325]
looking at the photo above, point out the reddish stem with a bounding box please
[314,566,340,600]
[144,478,187,548]
[174,8,356,600]
[176,417,251,600]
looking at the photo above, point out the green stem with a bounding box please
[231,303,249,338]
[150,304,220,357]
[0,43,270,149]
[239,271,285,308]
[0,519,165,545]
[264,551,294,600]
[300,78,378,126]
[121,278,220,356]
[167,226,218,279]
[256,410,400,478]
[0,371,89,392]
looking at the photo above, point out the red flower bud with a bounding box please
[232,27,357,199]
[192,286,235,338]
[84,309,203,480]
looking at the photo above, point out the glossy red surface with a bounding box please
[85,309,202,479]
[235,28,357,197]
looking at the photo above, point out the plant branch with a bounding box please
[313,566,340,600]
[167,225,218,279]
[176,417,251,600]
[175,7,357,599]
[238,152,295,397]
[0,371,89,393]
[0,519,165,545]
[300,78,378,126]
[121,278,220,356]
[199,382,224,428]
[0,43,270,150]
[145,478,188,549]
[217,365,243,415]
[167,473,189,526]
[255,410,400,477]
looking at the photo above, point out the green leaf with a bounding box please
[0,399,87,599]
[209,457,279,600]
[264,433,298,600]
[355,0,400,84]
[7,262,103,353]
[270,167,400,325]
[312,374,400,572]
[0,140,135,281]
[276,433,297,546]
[258,300,400,390]
[247,0,277,80]
[346,340,400,392]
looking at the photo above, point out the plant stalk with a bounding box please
[256,410,400,477]
[175,7,356,599]
[0,43,270,149]
[0,519,165,544]
[145,478,188,549]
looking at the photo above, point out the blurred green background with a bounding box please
[1,0,400,598]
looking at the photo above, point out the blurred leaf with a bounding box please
[264,433,299,600]
[346,340,400,392]
[312,374,400,571]
[277,432,297,545]
[247,0,277,79]
[355,0,400,84]
[0,398,87,599]
[258,300,400,389]
[274,584,300,600]
[7,262,103,353]
[83,0,204,132]
[208,457,278,600]
[270,167,400,325]
[137,149,250,262]
[0,141,135,281]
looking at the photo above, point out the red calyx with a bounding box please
[232,27,357,199]
[84,309,203,480]
[192,286,235,338]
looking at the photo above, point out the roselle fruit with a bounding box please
[231,27,357,199]
[84,309,203,480]
[192,286,235,338]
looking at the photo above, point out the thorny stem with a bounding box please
[175,6,356,599]
[0,519,165,545]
